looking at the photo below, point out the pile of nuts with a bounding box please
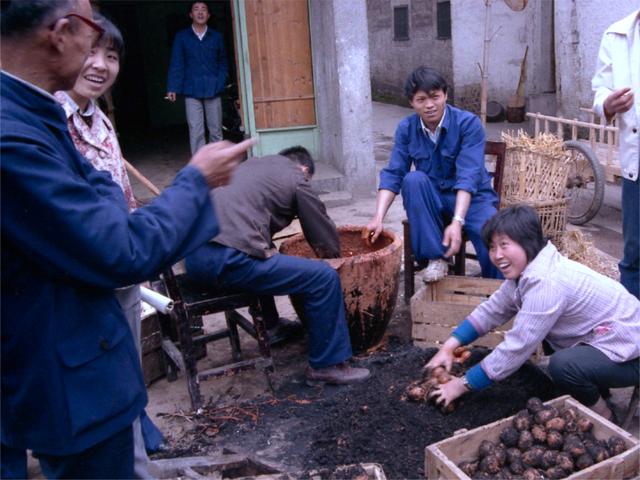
[404,347,471,412]
[457,397,628,479]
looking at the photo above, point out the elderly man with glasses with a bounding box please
[0,1,254,478]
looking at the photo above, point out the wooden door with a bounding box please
[244,0,316,130]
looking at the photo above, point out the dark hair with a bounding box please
[94,13,125,59]
[0,0,75,37]
[481,205,547,262]
[404,66,448,100]
[279,146,315,177]
[189,1,209,13]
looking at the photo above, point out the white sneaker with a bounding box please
[422,259,449,283]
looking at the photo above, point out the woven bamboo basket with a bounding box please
[502,197,568,249]
[501,147,571,202]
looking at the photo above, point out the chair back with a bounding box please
[485,140,506,205]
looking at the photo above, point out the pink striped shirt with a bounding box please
[469,242,640,382]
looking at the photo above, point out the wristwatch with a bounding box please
[452,214,466,226]
[461,374,472,391]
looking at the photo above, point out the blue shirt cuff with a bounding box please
[451,318,479,345]
[465,364,493,390]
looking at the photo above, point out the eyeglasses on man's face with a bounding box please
[52,13,105,43]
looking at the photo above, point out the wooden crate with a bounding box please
[411,276,510,349]
[425,395,640,479]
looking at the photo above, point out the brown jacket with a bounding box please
[211,155,340,259]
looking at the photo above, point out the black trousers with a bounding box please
[548,345,639,406]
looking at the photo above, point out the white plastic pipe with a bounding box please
[140,286,174,314]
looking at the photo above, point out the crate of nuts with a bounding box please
[425,395,639,479]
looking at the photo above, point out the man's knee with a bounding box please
[402,171,429,193]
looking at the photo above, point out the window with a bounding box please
[393,5,409,41]
[436,1,451,40]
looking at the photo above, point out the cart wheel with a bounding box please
[563,140,605,225]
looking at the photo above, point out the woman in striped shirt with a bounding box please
[427,205,639,421]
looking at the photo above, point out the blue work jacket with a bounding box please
[379,105,496,199]
[167,27,228,99]
[0,72,219,455]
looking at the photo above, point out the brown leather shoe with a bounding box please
[305,363,370,386]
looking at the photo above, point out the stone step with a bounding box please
[319,190,353,208]
[311,162,346,193]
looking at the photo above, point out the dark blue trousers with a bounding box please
[35,426,134,479]
[185,243,353,369]
[401,171,501,278]
[621,177,639,299]
[548,345,639,406]
[1,443,26,479]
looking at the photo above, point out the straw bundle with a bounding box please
[560,230,620,280]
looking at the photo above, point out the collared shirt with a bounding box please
[592,10,640,181]
[191,25,207,41]
[467,242,640,383]
[378,104,496,198]
[54,91,137,211]
[420,108,446,145]
[167,26,228,99]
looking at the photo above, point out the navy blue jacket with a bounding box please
[167,27,228,99]
[379,105,496,200]
[0,72,219,455]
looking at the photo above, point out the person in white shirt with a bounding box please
[592,9,640,299]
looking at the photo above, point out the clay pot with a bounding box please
[279,225,402,352]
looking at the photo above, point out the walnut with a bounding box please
[546,430,564,450]
[576,416,593,433]
[563,434,586,459]
[513,410,533,431]
[607,436,627,457]
[526,397,545,415]
[545,417,566,432]
[509,458,525,475]
[506,447,522,465]
[518,430,534,451]
[575,452,594,470]
[556,452,574,472]
[560,406,579,422]
[457,460,478,477]
[479,454,501,474]
[522,467,544,480]
[545,466,567,479]
[540,449,558,469]
[479,440,497,459]
[534,408,555,425]
[500,427,520,448]
[531,424,547,444]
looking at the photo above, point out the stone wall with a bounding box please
[367,0,453,104]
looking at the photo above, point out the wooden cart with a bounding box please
[526,110,620,225]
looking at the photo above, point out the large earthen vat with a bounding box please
[279,225,402,352]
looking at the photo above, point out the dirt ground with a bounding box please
[152,341,556,479]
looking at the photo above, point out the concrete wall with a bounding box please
[555,0,638,119]
[367,0,453,103]
[311,0,376,197]
[451,0,554,114]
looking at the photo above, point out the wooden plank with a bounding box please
[425,396,640,479]
[245,0,316,130]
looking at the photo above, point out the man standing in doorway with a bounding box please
[167,1,228,154]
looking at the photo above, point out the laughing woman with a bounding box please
[426,205,639,422]
[54,14,156,479]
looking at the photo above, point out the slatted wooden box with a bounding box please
[411,276,510,349]
[425,395,640,479]
[140,304,166,386]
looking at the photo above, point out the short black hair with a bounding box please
[279,146,315,177]
[481,204,547,262]
[94,13,125,59]
[189,1,210,13]
[404,66,448,100]
[0,0,75,38]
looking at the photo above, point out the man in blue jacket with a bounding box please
[166,1,228,154]
[364,67,500,283]
[0,1,253,477]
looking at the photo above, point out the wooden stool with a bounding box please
[153,267,274,410]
